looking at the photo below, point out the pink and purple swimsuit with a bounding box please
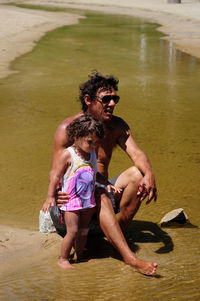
[60,146,97,212]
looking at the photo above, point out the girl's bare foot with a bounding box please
[73,254,93,263]
[126,257,157,275]
[58,258,74,269]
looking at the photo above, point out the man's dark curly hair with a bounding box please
[67,114,104,145]
[79,71,119,112]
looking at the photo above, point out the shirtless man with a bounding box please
[42,71,157,275]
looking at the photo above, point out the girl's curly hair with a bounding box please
[79,70,119,112]
[67,114,104,144]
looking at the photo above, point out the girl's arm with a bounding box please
[42,149,71,212]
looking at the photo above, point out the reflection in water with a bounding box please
[168,41,176,73]
[0,9,200,301]
[139,33,147,64]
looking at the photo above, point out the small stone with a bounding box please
[160,208,188,226]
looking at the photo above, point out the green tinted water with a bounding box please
[0,9,199,300]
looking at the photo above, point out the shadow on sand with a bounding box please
[126,220,174,254]
[86,219,174,261]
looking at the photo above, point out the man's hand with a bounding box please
[137,175,157,204]
[56,190,70,208]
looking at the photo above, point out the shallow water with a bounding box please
[0,8,200,300]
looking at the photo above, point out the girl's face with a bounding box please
[74,133,101,154]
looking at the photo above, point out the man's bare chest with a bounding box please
[97,131,118,161]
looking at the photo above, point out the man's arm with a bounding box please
[117,120,157,203]
[51,118,72,171]
[50,114,83,179]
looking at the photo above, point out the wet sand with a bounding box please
[0,0,200,274]
[0,226,62,275]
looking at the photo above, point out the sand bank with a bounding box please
[0,4,82,79]
[14,1,200,58]
[0,0,200,79]
[0,225,61,275]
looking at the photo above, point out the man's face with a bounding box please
[87,88,119,122]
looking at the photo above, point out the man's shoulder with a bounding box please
[111,115,130,130]
[57,112,83,131]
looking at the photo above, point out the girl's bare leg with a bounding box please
[74,207,95,262]
[58,211,79,269]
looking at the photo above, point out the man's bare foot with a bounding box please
[58,258,74,269]
[126,256,157,275]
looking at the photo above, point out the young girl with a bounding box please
[45,114,105,269]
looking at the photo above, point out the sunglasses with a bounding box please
[96,95,120,104]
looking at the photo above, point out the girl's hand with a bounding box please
[42,197,55,213]
[107,184,122,196]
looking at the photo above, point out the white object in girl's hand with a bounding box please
[39,210,56,233]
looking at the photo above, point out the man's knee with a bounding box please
[115,166,143,190]
[128,166,143,184]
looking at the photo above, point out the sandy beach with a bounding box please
[0,3,83,79]
[0,0,200,80]
[0,225,62,275]
[0,0,200,277]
